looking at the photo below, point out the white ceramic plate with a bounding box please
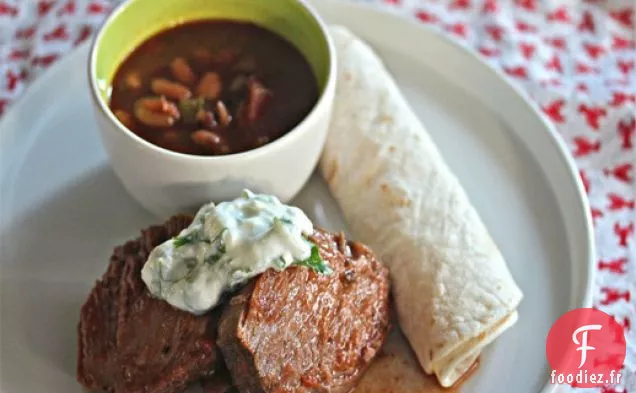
[0,1,593,393]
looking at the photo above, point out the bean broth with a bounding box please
[109,21,319,156]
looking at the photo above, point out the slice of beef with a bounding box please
[218,229,391,393]
[77,215,220,393]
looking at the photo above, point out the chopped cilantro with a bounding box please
[185,269,199,283]
[233,267,252,276]
[214,228,228,254]
[204,228,228,264]
[178,97,205,124]
[173,232,198,248]
[279,217,293,225]
[183,258,197,270]
[205,252,224,265]
[272,217,290,228]
[274,257,287,269]
[295,245,333,275]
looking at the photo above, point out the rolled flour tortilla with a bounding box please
[321,26,523,387]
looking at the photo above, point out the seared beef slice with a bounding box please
[77,215,220,393]
[218,230,391,393]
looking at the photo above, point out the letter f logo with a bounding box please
[572,324,602,368]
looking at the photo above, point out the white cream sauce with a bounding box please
[141,190,316,314]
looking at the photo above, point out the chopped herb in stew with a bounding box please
[109,21,319,156]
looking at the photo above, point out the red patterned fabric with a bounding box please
[0,0,634,391]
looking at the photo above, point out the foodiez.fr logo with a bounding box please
[546,308,627,387]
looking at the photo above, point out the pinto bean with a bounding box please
[134,98,178,127]
[151,78,192,100]
[138,96,180,118]
[162,101,180,118]
[170,57,196,84]
[215,101,232,127]
[191,129,220,145]
[197,72,222,99]
[242,77,270,123]
[196,109,217,129]
[192,48,213,65]
[255,136,270,146]
[191,130,229,153]
[134,105,176,127]
[124,72,142,90]
[114,110,134,129]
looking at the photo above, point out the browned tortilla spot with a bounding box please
[380,184,411,207]
[325,159,339,184]
[378,113,393,124]
[398,198,411,207]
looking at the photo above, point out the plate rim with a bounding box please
[0,3,595,393]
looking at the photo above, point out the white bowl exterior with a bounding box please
[92,92,334,217]
[88,0,337,218]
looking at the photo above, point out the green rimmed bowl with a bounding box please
[88,0,336,217]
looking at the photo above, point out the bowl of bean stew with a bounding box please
[88,0,336,216]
